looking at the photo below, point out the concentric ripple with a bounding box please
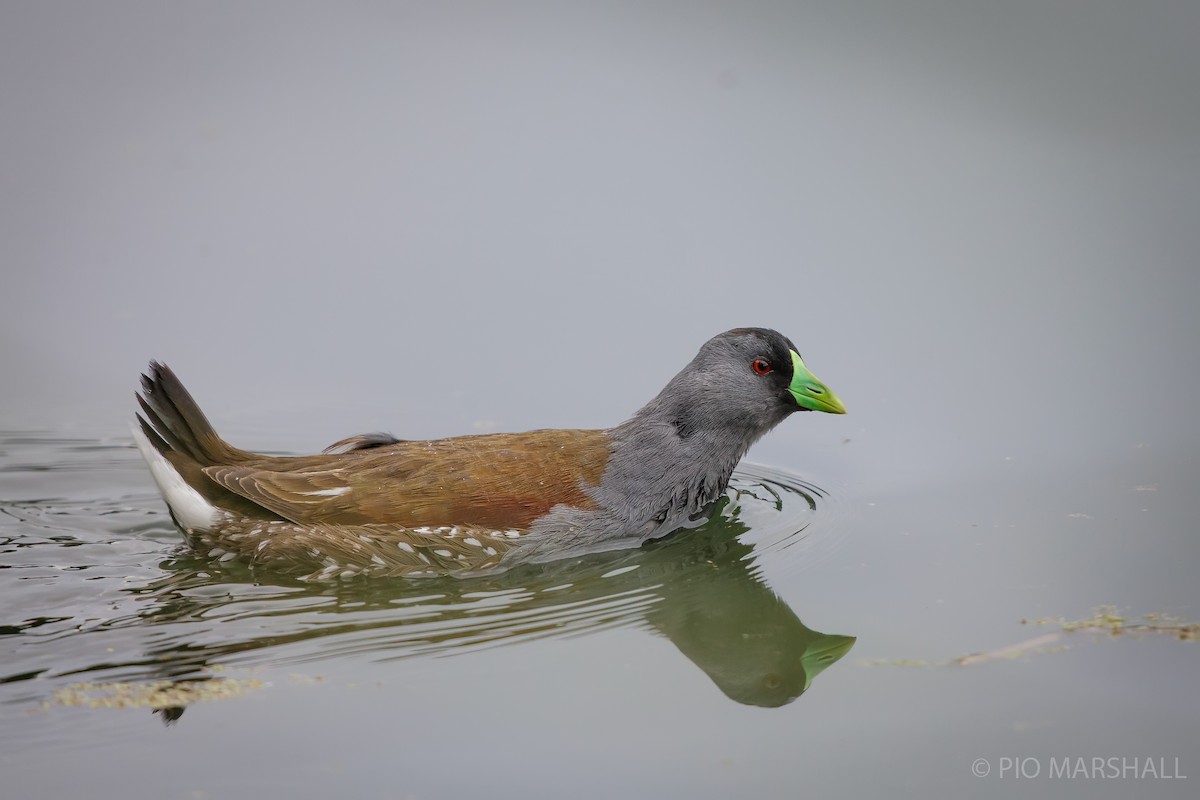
[727,462,851,571]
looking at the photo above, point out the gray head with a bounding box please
[604,327,845,533]
[518,328,845,562]
[632,327,846,444]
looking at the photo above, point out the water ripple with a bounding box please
[0,434,856,712]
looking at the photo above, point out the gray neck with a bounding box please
[596,372,782,532]
[515,362,793,564]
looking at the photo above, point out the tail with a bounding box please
[135,361,250,467]
[132,362,251,532]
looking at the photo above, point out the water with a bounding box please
[1,441,850,712]
[2,436,869,797]
[2,425,1196,798]
[3,2,1198,798]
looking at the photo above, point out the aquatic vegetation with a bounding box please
[49,678,265,711]
[868,607,1197,668]
[1021,606,1199,640]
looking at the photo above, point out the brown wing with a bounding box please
[202,429,610,530]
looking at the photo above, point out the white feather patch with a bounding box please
[300,487,350,497]
[130,422,218,531]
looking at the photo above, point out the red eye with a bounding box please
[751,358,772,376]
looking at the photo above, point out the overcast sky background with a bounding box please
[2,1,1197,486]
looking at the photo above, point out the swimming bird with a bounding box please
[132,328,845,579]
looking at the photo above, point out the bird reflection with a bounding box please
[100,495,854,722]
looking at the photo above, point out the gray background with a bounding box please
[4,1,1196,461]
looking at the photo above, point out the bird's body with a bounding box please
[132,328,845,579]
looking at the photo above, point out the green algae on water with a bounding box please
[1022,606,1199,640]
[867,607,1197,669]
[50,678,265,711]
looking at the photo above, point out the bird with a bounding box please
[132,328,845,580]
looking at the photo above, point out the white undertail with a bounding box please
[130,422,219,531]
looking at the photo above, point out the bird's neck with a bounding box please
[600,385,767,530]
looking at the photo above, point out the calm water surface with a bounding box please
[1,435,851,711]
[2,422,1196,799]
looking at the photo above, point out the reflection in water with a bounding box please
[140,502,851,716]
[1,450,854,718]
[647,540,856,707]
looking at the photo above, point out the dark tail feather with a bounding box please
[136,387,199,460]
[323,431,403,454]
[135,408,172,454]
[135,362,249,465]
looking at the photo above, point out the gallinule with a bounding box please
[132,327,845,579]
